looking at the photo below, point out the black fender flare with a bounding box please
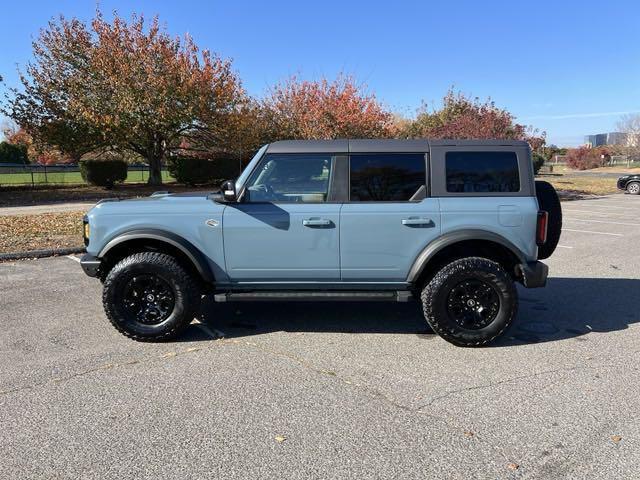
[406,229,527,283]
[98,228,214,283]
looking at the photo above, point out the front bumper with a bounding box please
[617,178,628,190]
[80,254,101,278]
[517,261,548,288]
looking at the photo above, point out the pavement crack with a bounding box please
[417,363,619,410]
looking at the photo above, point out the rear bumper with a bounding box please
[517,261,548,288]
[80,254,101,278]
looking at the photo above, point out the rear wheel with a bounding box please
[627,181,640,195]
[535,180,562,259]
[102,252,201,341]
[420,257,517,347]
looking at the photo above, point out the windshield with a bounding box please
[235,144,268,192]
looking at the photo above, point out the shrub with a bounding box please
[0,141,29,164]
[167,156,241,186]
[79,158,128,188]
[566,146,606,170]
[532,152,545,175]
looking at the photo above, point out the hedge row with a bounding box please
[76,156,241,188]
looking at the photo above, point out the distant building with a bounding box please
[584,132,628,147]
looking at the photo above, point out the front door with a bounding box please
[340,153,441,281]
[223,152,341,282]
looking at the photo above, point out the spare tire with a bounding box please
[535,180,562,259]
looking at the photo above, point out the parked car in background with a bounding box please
[617,174,640,195]
[80,139,562,347]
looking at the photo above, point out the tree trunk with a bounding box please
[147,155,163,186]
[146,135,165,186]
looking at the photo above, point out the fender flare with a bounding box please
[98,228,214,283]
[406,229,527,283]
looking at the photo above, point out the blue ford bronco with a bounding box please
[80,139,562,347]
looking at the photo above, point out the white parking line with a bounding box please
[564,209,638,217]
[564,218,640,227]
[66,255,81,263]
[562,228,623,237]
[557,245,574,249]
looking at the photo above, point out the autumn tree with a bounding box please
[4,11,244,184]
[566,146,607,170]
[260,75,396,141]
[400,89,545,150]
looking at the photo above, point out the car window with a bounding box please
[445,152,520,193]
[349,154,425,201]
[244,153,333,203]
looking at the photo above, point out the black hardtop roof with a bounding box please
[265,138,529,154]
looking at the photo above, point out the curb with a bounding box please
[0,247,86,262]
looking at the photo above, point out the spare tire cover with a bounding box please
[535,180,562,260]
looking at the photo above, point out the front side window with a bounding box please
[445,152,520,193]
[244,154,332,203]
[350,154,426,201]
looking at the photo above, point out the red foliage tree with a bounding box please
[261,75,395,140]
[566,146,608,170]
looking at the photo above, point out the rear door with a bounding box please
[340,153,441,281]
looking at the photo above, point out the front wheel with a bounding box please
[420,257,517,347]
[102,252,201,341]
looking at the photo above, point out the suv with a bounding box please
[617,174,640,195]
[80,139,562,347]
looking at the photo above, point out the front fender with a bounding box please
[98,228,215,283]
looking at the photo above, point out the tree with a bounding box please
[260,75,396,141]
[0,141,29,164]
[400,89,545,149]
[4,11,244,184]
[566,146,607,170]
[617,114,640,148]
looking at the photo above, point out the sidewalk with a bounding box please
[0,202,95,216]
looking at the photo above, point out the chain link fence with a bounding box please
[0,164,174,187]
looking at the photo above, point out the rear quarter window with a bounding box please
[445,151,520,193]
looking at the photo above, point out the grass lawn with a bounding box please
[0,211,85,254]
[0,169,175,186]
[543,175,619,197]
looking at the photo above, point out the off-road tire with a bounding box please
[626,181,640,195]
[420,257,517,347]
[535,180,562,259]
[102,252,201,341]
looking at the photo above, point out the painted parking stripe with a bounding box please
[564,209,639,217]
[562,228,623,237]
[193,320,225,339]
[564,218,640,226]
[66,255,81,263]
[557,245,574,249]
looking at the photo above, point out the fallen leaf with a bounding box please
[507,463,519,471]
[464,431,474,438]
[162,351,177,358]
[275,435,286,443]
[611,435,622,444]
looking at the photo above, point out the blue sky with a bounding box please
[1,0,639,146]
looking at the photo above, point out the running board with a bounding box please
[214,291,413,303]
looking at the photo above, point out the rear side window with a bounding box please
[445,152,520,193]
[350,153,425,201]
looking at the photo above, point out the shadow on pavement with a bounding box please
[195,277,640,346]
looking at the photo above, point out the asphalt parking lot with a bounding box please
[2,193,640,479]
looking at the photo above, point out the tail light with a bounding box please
[536,211,548,246]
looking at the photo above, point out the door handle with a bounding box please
[401,217,434,227]
[303,218,332,227]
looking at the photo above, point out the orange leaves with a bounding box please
[262,74,396,140]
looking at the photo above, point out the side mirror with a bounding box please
[221,180,237,202]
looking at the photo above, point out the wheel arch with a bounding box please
[98,229,215,285]
[407,230,526,287]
